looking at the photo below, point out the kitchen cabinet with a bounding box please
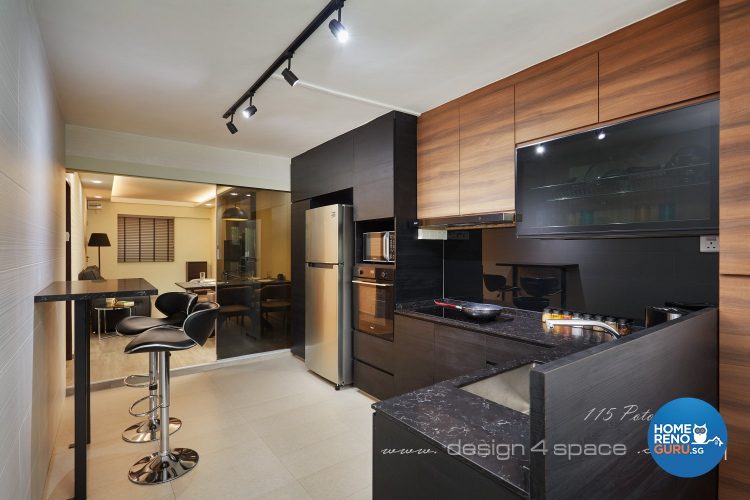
[290,199,310,358]
[434,324,486,382]
[353,113,394,221]
[514,53,599,144]
[459,86,515,215]
[394,315,435,394]
[416,102,460,219]
[353,330,395,374]
[291,132,354,203]
[417,89,515,219]
[598,0,719,122]
[353,360,396,400]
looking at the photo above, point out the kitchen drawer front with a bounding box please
[485,335,547,367]
[353,330,395,374]
[394,315,435,394]
[434,324,486,382]
[353,360,396,400]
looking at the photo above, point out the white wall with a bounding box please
[66,172,86,273]
[0,1,66,498]
[65,125,291,190]
[85,201,215,296]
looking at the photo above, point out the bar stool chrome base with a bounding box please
[128,448,199,484]
[122,417,182,443]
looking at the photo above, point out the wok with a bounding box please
[434,299,506,320]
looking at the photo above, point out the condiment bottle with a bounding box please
[618,318,631,336]
[541,307,552,330]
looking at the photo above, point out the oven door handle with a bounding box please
[351,280,394,287]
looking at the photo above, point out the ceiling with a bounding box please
[36,0,681,158]
[77,171,215,206]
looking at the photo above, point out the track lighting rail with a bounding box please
[221,0,346,120]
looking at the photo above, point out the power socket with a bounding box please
[700,235,719,253]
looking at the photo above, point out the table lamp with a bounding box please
[87,233,111,272]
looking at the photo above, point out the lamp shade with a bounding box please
[222,206,248,221]
[87,233,111,247]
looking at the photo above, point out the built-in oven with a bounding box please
[352,264,395,341]
[362,231,396,263]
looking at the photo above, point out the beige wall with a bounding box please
[0,1,67,498]
[256,191,291,280]
[85,201,215,296]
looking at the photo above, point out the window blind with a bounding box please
[117,215,174,262]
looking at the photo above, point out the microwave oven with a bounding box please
[362,231,396,263]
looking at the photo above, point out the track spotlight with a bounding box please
[242,96,258,119]
[226,114,238,134]
[329,8,348,43]
[282,58,299,87]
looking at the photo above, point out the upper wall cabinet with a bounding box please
[514,53,599,144]
[598,0,719,122]
[417,102,460,219]
[291,132,354,202]
[459,86,515,215]
[354,113,394,221]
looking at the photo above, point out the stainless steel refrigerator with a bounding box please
[305,204,353,388]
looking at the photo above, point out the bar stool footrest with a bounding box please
[129,395,163,418]
[122,417,182,444]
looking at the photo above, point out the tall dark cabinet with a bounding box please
[290,199,310,358]
[290,111,442,365]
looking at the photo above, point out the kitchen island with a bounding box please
[373,305,718,499]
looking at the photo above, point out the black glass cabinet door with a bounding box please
[516,100,718,238]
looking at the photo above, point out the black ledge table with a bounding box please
[35,278,157,500]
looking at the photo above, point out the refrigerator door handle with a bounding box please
[307,262,336,269]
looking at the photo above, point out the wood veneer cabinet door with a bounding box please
[459,86,515,215]
[599,0,719,122]
[514,53,599,144]
[417,102,460,219]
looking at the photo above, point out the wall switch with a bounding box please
[700,235,719,253]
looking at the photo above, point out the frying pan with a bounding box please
[434,299,505,320]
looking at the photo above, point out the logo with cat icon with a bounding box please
[648,398,727,478]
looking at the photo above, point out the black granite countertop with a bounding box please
[35,278,158,302]
[374,301,613,497]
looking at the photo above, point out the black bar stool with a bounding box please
[124,302,219,484]
[116,292,197,443]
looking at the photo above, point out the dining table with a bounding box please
[34,278,157,499]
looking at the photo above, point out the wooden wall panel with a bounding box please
[719,276,750,498]
[459,86,515,215]
[417,102,460,218]
[719,0,750,276]
[599,0,719,121]
[514,53,599,144]
[719,1,750,497]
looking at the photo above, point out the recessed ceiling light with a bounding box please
[535,144,546,155]
[230,192,238,196]
[597,130,606,140]
[94,195,102,199]
[91,180,103,184]
[245,194,252,197]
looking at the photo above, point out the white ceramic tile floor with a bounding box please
[44,353,376,500]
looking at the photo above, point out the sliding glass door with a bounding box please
[215,186,292,359]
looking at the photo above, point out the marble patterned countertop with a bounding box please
[373,301,613,497]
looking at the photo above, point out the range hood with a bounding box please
[415,212,515,239]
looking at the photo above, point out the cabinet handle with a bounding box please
[351,280,393,287]
[486,360,497,367]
